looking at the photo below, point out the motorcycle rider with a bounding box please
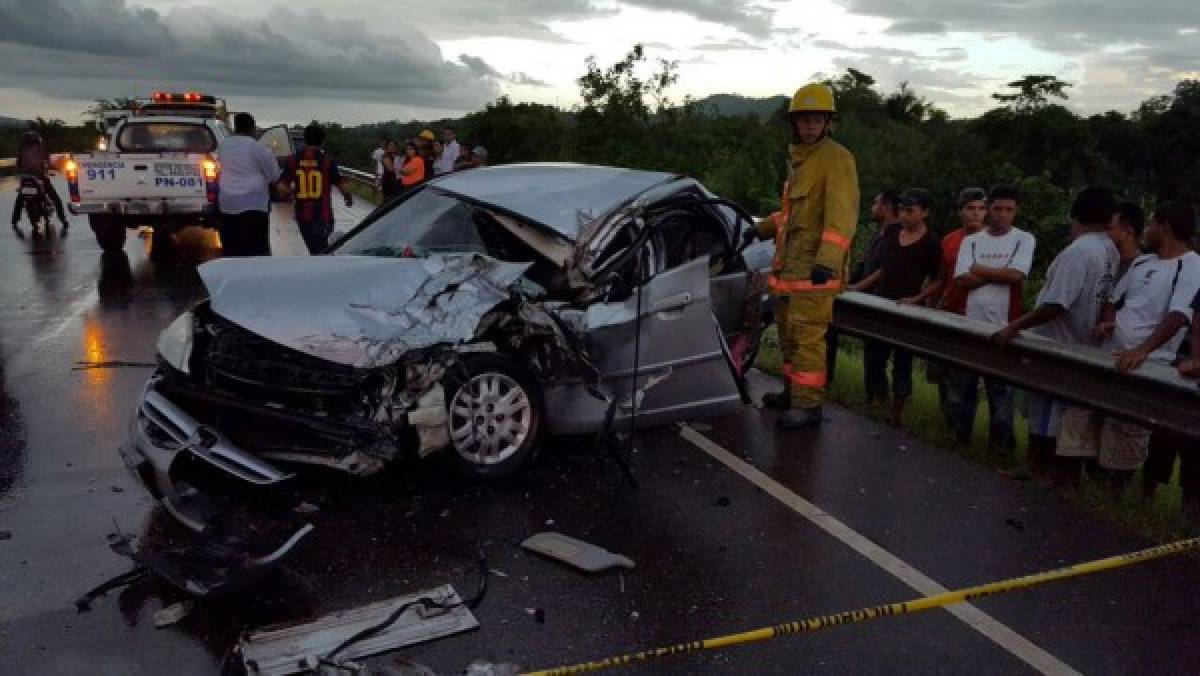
[755,83,861,429]
[12,131,68,234]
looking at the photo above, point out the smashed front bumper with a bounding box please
[123,377,294,531]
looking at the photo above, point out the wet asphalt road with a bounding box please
[1,176,1199,675]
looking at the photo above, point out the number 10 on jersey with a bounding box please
[295,169,323,200]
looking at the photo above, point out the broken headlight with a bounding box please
[157,311,195,375]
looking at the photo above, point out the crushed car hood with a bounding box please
[198,255,532,369]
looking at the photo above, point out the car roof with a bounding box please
[429,163,679,239]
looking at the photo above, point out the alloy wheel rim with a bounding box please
[449,372,532,465]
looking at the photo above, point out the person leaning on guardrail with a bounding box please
[849,188,943,426]
[928,187,989,422]
[946,185,1035,454]
[843,189,901,402]
[1180,292,1200,379]
[1087,203,1200,509]
[992,186,1121,486]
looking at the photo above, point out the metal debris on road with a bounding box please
[464,660,521,675]
[239,585,479,676]
[104,523,314,598]
[521,532,635,573]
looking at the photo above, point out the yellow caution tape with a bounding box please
[522,537,1200,675]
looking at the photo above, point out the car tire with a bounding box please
[441,354,543,480]
[89,215,126,252]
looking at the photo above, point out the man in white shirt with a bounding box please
[1081,202,1200,493]
[216,113,282,256]
[949,186,1035,450]
[434,127,460,176]
[993,186,1120,484]
[371,137,387,188]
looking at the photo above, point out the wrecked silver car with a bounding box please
[123,163,773,528]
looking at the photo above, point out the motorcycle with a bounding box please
[17,174,57,238]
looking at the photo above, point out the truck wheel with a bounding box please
[442,354,544,480]
[89,215,126,253]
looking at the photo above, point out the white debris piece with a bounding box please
[153,601,194,628]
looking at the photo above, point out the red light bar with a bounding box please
[149,91,216,104]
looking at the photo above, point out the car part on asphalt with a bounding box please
[521,532,635,573]
[239,585,479,676]
[105,523,314,598]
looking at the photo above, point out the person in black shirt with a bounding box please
[851,188,943,424]
[834,190,902,387]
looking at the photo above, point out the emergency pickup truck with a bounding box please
[66,92,293,254]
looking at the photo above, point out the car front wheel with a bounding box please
[442,354,543,480]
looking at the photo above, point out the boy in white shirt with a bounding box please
[1081,202,1200,491]
[948,186,1035,451]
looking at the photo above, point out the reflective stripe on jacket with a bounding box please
[755,137,860,293]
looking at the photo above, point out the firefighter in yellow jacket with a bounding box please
[756,83,860,429]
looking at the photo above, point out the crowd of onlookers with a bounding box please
[371,127,487,200]
[840,184,1200,515]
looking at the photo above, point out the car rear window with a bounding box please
[117,123,216,153]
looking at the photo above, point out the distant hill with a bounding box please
[0,116,28,129]
[691,94,788,118]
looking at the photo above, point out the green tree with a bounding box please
[991,75,1072,112]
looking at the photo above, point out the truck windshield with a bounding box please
[116,123,216,153]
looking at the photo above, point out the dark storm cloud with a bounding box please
[413,0,775,42]
[622,0,775,38]
[411,0,609,43]
[0,0,499,110]
[460,54,551,87]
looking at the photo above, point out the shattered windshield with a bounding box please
[332,188,487,257]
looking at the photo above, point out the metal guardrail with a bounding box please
[339,165,375,188]
[833,291,1200,436]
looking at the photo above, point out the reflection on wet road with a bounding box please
[1,176,1198,675]
[0,341,26,496]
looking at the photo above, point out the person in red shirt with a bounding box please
[279,123,352,255]
[927,187,988,418]
[939,187,988,315]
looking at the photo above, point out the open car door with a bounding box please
[256,125,295,203]
[583,256,742,428]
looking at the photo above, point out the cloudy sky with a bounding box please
[0,0,1197,125]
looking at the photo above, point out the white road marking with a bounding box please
[679,423,1081,676]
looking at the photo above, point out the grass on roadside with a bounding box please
[756,326,1190,542]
